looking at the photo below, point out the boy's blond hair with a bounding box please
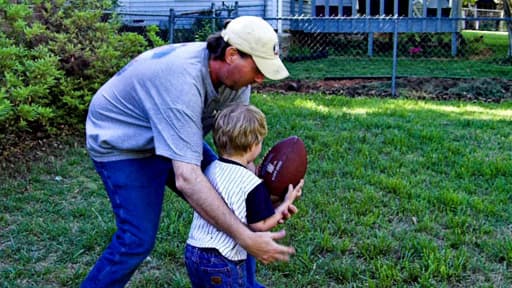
[213,103,267,157]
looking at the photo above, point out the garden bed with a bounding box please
[254,77,512,103]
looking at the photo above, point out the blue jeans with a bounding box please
[185,244,246,288]
[81,143,218,288]
[246,254,265,288]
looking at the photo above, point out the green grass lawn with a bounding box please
[285,30,511,80]
[1,93,512,287]
[285,54,512,80]
[462,30,510,55]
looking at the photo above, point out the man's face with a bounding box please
[223,48,265,90]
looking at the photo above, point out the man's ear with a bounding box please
[225,46,238,64]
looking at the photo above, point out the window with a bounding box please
[316,5,341,17]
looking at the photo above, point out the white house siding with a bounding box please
[235,0,266,17]
[116,0,267,28]
[116,0,175,27]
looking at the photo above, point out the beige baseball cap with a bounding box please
[221,16,289,80]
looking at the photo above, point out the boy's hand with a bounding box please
[284,179,303,203]
[277,179,304,223]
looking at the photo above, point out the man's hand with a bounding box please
[239,230,295,264]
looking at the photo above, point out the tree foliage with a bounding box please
[0,0,161,140]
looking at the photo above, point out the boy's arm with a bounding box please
[248,161,299,221]
[249,179,304,232]
[249,201,290,232]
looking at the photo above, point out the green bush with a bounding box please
[0,0,162,141]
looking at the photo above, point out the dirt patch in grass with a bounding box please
[0,127,83,180]
[254,77,512,103]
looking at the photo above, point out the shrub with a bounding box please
[0,0,161,143]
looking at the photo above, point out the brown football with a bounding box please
[259,136,307,199]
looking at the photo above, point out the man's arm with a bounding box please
[173,160,295,263]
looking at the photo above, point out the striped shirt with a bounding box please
[186,158,274,261]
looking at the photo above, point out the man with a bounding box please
[82,16,298,287]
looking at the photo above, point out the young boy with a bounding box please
[184,103,304,288]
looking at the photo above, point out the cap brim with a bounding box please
[252,56,289,80]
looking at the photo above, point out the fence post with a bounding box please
[368,33,374,57]
[211,3,216,33]
[461,9,466,29]
[392,17,399,97]
[168,8,175,43]
[474,6,479,30]
[451,31,457,56]
[234,1,239,17]
[451,0,458,56]
[500,10,504,31]
[366,0,373,57]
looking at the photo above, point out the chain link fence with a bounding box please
[113,8,512,99]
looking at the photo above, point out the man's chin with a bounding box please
[227,84,243,90]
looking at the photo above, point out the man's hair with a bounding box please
[213,103,267,157]
[206,20,250,60]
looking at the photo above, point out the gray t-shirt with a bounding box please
[86,42,250,165]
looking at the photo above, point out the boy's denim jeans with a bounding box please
[246,254,265,288]
[81,143,218,288]
[185,244,247,288]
